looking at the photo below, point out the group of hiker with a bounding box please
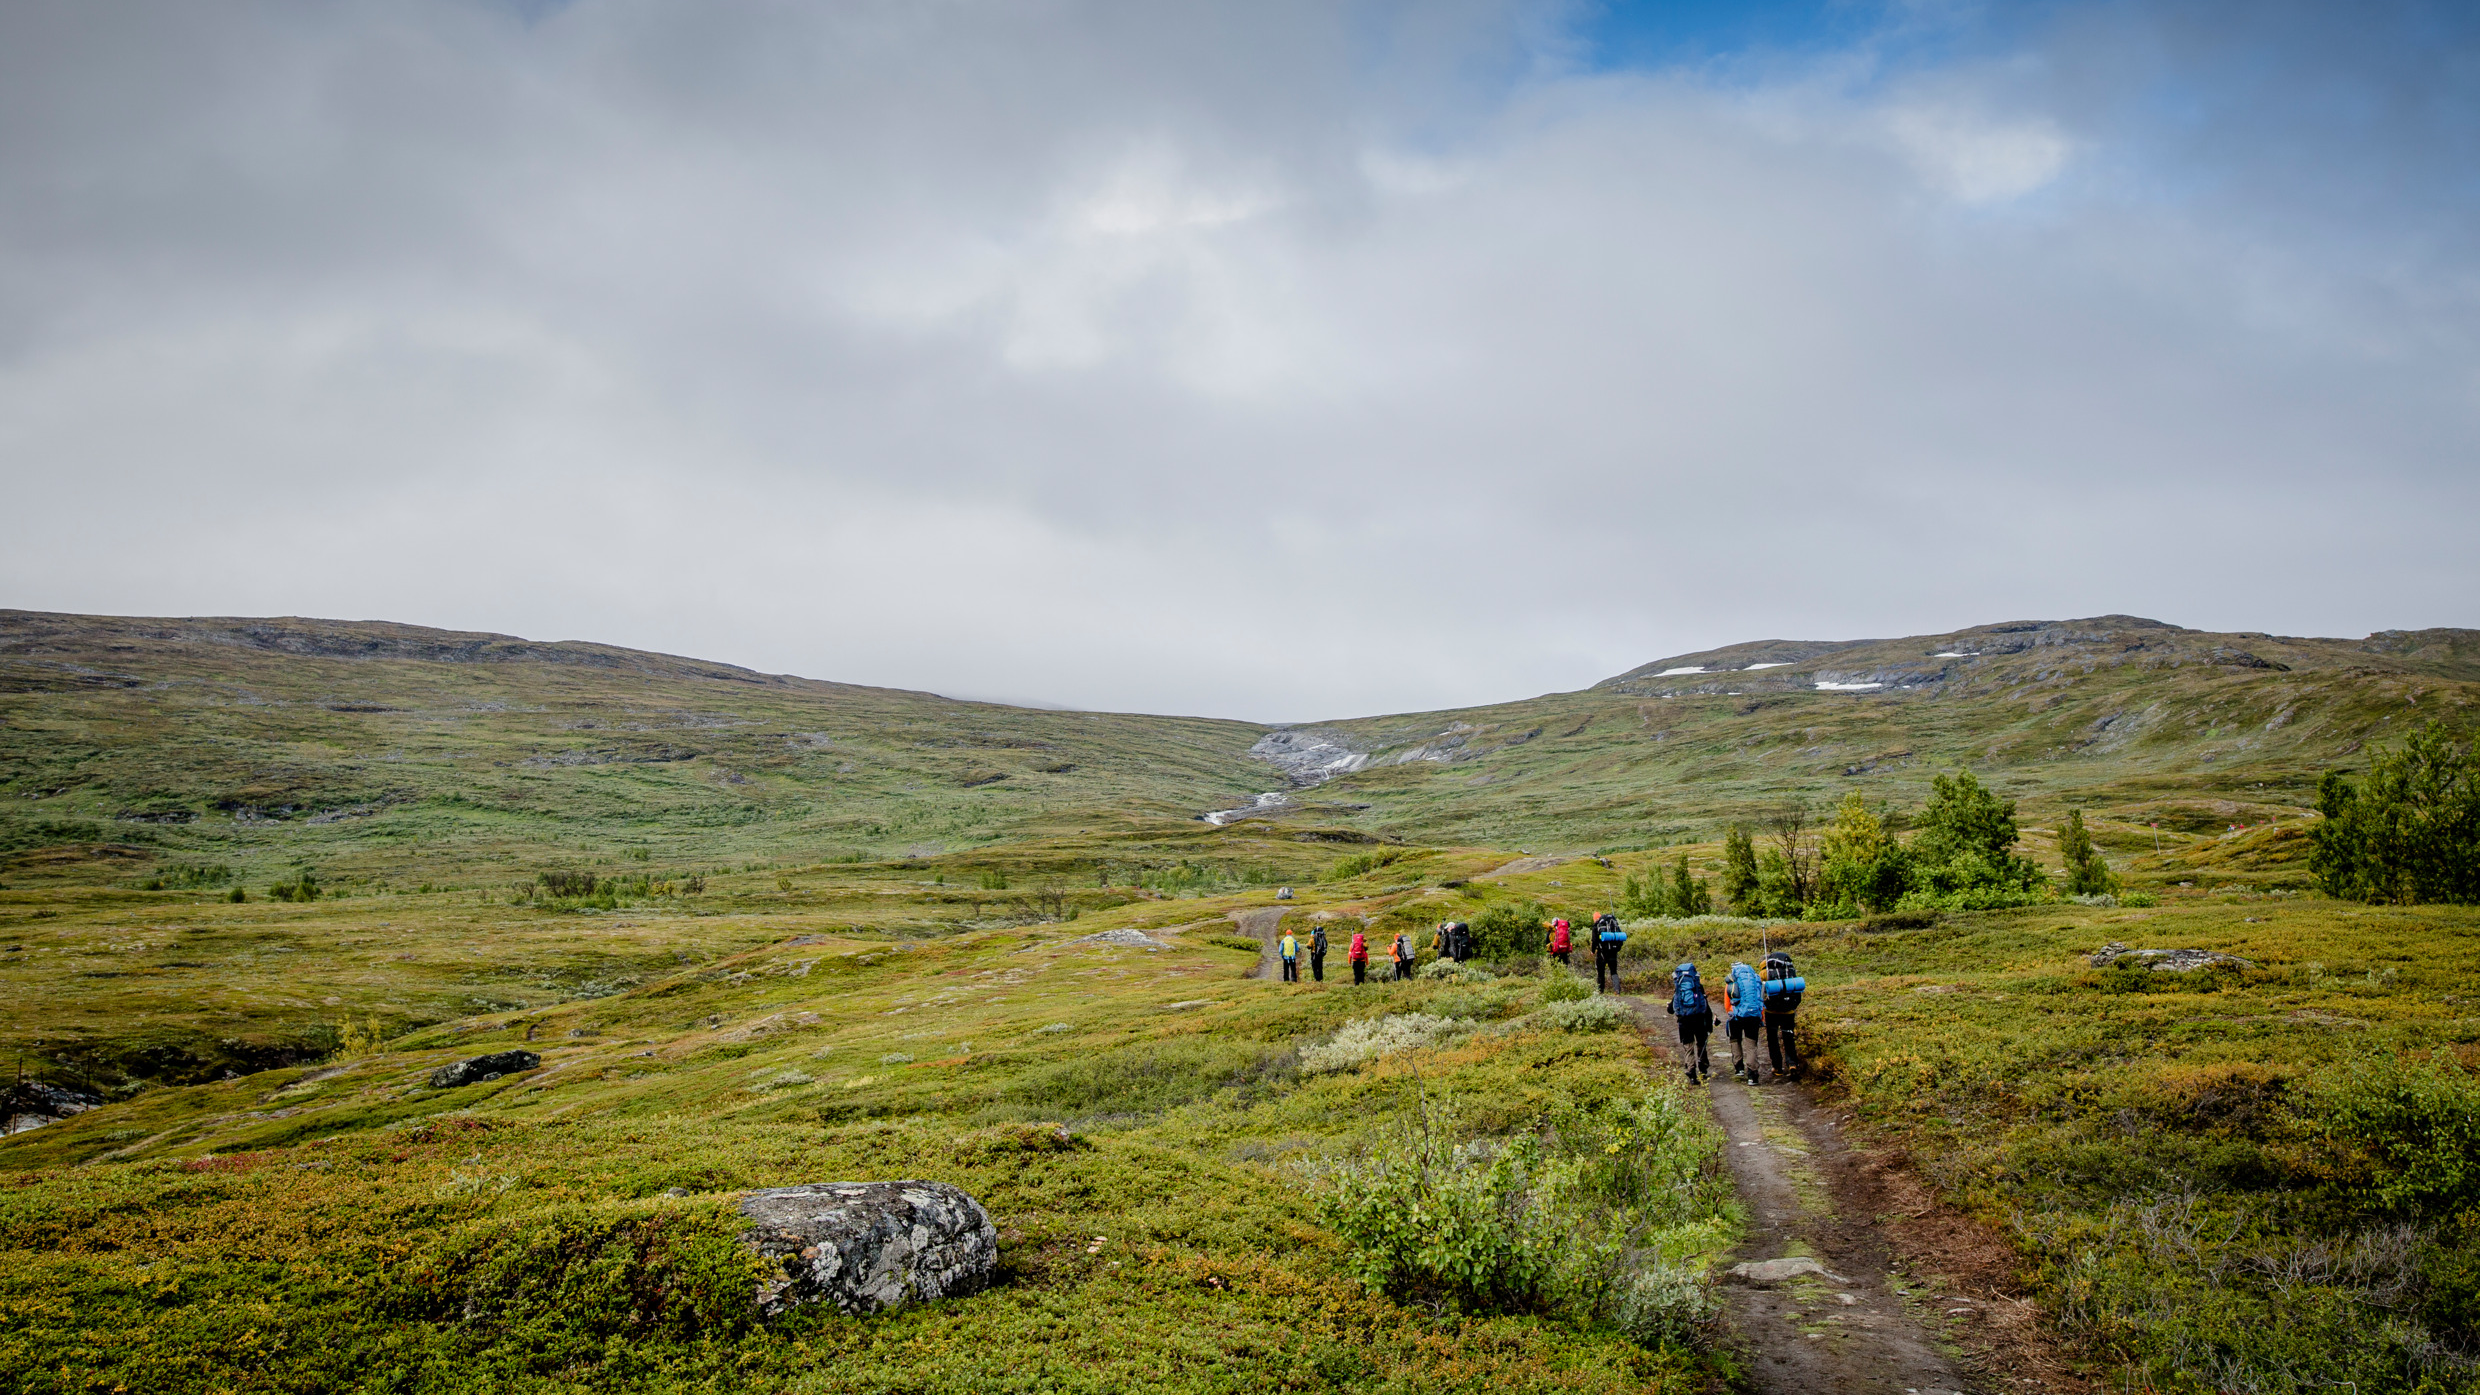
[1270,910,1641,994]
[1271,907,1807,1086]
[1664,951,1803,1084]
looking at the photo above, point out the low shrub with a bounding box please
[1315,1091,1728,1344]
[1001,1036,1297,1114]
[1525,997,1632,1034]
[2312,1058,2480,1215]
[1300,1014,1471,1074]
[1417,960,1493,984]
[1539,973,1592,1004]
[1325,848,1410,882]
[1201,933,1264,953]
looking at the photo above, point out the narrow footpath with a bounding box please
[1229,906,1288,979]
[1600,985,1986,1395]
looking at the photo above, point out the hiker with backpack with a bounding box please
[1723,960,1767,1082]
[1449,920,1473,963]
[1667,961,1714,1083]
[1593,912,1627,992]
[1547,918,1572,967]
[1392,930,1416,980]
[1761,950,1805,1078]
[1432,922,1452,965]
[1309,924,1329,983]
[1278,929,1301,983]
[1348,928,1369,984]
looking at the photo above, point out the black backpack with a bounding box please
[1762,952,1804,1010]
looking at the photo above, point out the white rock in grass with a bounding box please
[1728,1256,1849,1285]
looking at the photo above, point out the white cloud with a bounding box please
[0,1,2472,719]
[1883,104,2074,202]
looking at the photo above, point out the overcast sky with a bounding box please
[3,1,2474,720]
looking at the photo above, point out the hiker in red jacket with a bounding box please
[1348,929,1369,984]
[1547,918,1572,966]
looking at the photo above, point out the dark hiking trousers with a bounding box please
[1281,957,1298,983]
[1394,957,1413,981]
[1351,958,1367,984]
[1310,951,1325,982]
[1676,1009,1713,1073]
[1766,1011,1799,1075]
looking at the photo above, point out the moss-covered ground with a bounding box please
[2,855,1720,1394]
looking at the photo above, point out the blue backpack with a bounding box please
[1728,962,1765,1019]
[1671,963,1708,1016]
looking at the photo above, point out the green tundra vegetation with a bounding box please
[3,609,2479,1393]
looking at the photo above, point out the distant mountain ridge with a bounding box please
[0,608,2473,869]
[1601,616,2480,693]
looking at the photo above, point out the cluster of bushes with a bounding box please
[1325,847,1413,882]
[267,871,323,902]
[510,869,707,908]
[139,862,231,891]
[1316,1092,1731,1348]
[2023,1055,2480,1390]
[2311,719,2480,905]
[1633,769,2106,923]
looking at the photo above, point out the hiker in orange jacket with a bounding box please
[1392,931,1415,980]
[1348,929,1369,984]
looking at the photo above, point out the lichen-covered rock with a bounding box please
[738,1181,997,1318]
[2090,942,2256,971]
[427,1050,540,1088]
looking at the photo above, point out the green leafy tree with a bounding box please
[1753,849,1799,916]
[1718,826,1760,914]
[1618,868,1670,919]
[1469,899,1551,958]
[2311,721,2480,905]
[1669,855,1712,917]
[1817,792,1909,913]
[1902,769,2049,906]
[2058,808,2117,896]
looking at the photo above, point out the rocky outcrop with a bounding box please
[427,1050,541,1088]
[1,1079,103,1135]
[738,1180,998,1318]
[2090,942,2257,971]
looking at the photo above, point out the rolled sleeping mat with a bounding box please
[1762,976,1806,997]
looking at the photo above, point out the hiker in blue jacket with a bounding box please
[1593,912,1627,993]
[1666,961,1714,1083]
[1724,960,1768,1083]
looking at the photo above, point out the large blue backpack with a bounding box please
[1728,962,1765,1019]
[1671,963,1708,1016]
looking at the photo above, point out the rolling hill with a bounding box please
[3,610,2473,895]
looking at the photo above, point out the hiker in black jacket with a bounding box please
[1309,924,1329,982]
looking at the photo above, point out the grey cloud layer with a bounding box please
[2,0,2472,718]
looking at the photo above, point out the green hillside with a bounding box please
[1253,614,2478,851]
[6,611,2471,899]
[0,610,1269,890]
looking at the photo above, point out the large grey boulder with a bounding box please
[737,1181,998,1318]
[427,1050,540,1088]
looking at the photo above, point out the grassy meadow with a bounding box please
[2,850,1728,1395]
[8,609,2480,1393]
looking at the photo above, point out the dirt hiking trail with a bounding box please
[1594,980,2085,1394]
[1229,906,1288,979]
